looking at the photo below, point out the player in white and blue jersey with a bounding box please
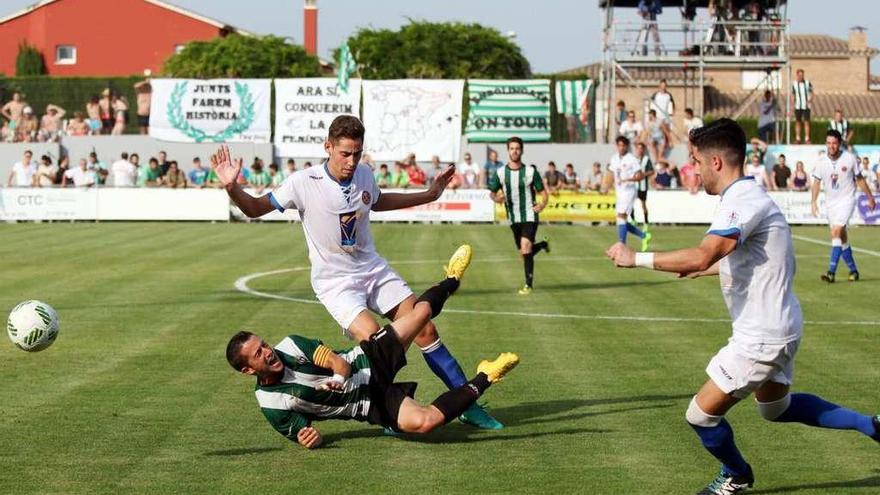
[607,119,879,495]
[811,129,876,282]
[609,135,651,251]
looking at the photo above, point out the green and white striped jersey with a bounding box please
[255,335,372,440]
[488,164,545,223]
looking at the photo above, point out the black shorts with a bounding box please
[138,114,150,127]
[637,189,648,201]
[510,221,538,248]
[795,109,810,122]
[101,118,114,130]
[362,325,418,429]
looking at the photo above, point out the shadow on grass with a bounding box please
[752,470,880,493]
[424,279,675,296]
[203,446,284,456]
[320,425,612,447]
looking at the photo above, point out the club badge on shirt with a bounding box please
[362,191,371,205]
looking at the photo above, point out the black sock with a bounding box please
[523,253,534,287]
[643,210,649,224]
[416,278,460,318]
[531,241,547,255]
[431,373,491,423]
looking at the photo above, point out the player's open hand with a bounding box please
[428,165,455,200]
[209,144,243,188]
[297,426,323,449]
[605,241,635,268]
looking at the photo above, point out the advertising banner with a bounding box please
[274,78,362,157]
[494,191,617,223]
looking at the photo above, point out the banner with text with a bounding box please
[466,79,551,142]
[494,191,617,223]
[274,78,362,157]
[149,79,271,143]
[362,80,463,162]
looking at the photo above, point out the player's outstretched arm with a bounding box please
[210,145,274,218]
[606,234,736,275]
[372,165,455,211]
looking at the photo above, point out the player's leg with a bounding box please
[822,223,845,282]
[531,222,549,255]
[754,381,878,438]
[390,296,466,385]
[839,225,860,280]
[519,223,536,293]
[804,113,811,143]
[794,113,802,143]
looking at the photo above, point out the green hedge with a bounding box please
[0,76,144,134]
[707,116,880,145]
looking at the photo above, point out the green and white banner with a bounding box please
[149,79,271,143]
[555,79,592,116]
[465,79,551,142]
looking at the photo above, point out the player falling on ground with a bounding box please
[225,246,519,449]
[487,137,550,296]
[211,115,503,429]
[810,129,876,283]
[606,119,880,495]
[610,135,652,252]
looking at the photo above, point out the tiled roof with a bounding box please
[706,88,880,120]
[789,34,878,57]
[558,62,710,85]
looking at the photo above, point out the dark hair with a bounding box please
[548,161,556,167]
[685,107,694,115]
[226,331,255,371]
[506,136,524,149]
[193,156,201,163]
[121,152,128,160]
[41,155,52,164]
[778,153,786,159]
[130,153,139,160]
[269,163,278,171]
[24,149,33,156]
[616,100,625,107]
[253,162,263,172]
[328,115,365,143]
[149,157,159,165]
[659,78,667,84]
[159,150,167,155]
[689,118,746,166]
[648,109,657,116]
[89,152,97,159]
[826,129,842,143]
[615,135,630,146]
[286,158,296,165]
[380,163,388,169]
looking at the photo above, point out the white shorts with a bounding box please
[314,263,413,338]
[616,188,638,215]
[706,337,800,399]
[826,199,855,227]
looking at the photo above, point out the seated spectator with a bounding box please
[360,153,374,169]
[375,164,393,188]
[140,157,162,187]
[157,151,170,176]
[188,157,208,187]
[86,95,102,135]
[772,154,791,190]
[618,110,643,143]
[405,159,427,187]
[427,155,443,185]
[38,104,65,142]
[641,109,667,163]
[0,119,12,143]
[391,163,410,188]
[268,163,284,186]
[562,163,579,190]
[683,108,703,136]
[249,161,271,193]
[111,152,137,187]
[284,158,296,178]
[129,153,141,184]
[679,159,701,194]
[237,159,253,185]
[584,162,604,192]
[654,160,673,189]
[111,95,128,136]
[54,157,70,185]
[35,155,57,187]
[162,161,187,188]
[600,164,615,194]
[859,156,876,192]
[17,106,39,142]
[455,152,480,189]
[88,151,109,185]
[67,112,90,136]
[62,159,96,187]
[745,136,767,164]
[746,153,774,190]
[482,149,504,188]
[7,150,36,187]
[791,160,809,191]
[543,161,565,193]
[303,161,313,169]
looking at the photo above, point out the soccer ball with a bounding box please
[7,300,60,352]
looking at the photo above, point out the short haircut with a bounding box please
[193,157,201,162]
[685,107,694,115]
[648,109,657,116]
[269,163,278,171]
[89,152,97,158]
[24,149,32,156]
[506,136,524,149]
[328,115,365,143]
[41,155,52,164]
[826,129,842,143]
[149,157,159,165]
[688,118,746,166]
[615,135,630,146]
[796,69,804,75]
[286,158,295,165]
[121,152,128,160]
[130,153,139,160]
[659,78,667,84]
[778,153,786,159]
[226,331,255,371]
[548,161,556,167]
[159,150,167,155]
[616,100,625,107]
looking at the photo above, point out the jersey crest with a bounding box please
[339,211,357,251]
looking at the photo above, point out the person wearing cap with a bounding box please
[38,104,66,142]
[17,106,39,142]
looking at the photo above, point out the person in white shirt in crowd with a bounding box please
[618,110,643,143]
[584,162,604,192]
[62,158,96,187]
[284,159,296,179]
[859,156,876,192]
[745,153,774,191]
[455,152,481,189]
[111,152,137,187]
[650,79,675,143]
[757,90,777,144]
[35,154,57,187]
[7,149,36,187]
[683,107,704,136]
[641,109,668,163]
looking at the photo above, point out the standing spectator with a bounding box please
[772,154,792,190]
[456,152,481,189]
[87,151,108,185]
[683,108,703,135]
[85,95,101,134]
[562,163,579,191]
[641,109,667,163]
[615,100,627,129]
[584,162,604,192]
[745,137,767,164]
[134,79,152,135]
[858,156,875,192]
[635,0,662,56]
[653,160,673,189]
[791,160,809,191]
[162,161,187,188]
[111,94,128,135]
[188,157,208,187]
[650,79,675,135]
[129,153,141,185]
[111,152,137,187]
[35,155,57,187]
[633,142,655,223]
[1,92,27,125]
[284,158,296,178]
[746,153,774,190]
[618,110,643,143]
[53,157,70,185]
[67,111,90,136]
[791,69,813,144]
[482,149,504,188]
[375,163,393,188]
[757,90,777,143]
[543,161,565,194]
[17,106,39,142]
[99,89,114,135]
[7,150,36,187]
[248,161,271,193]
[405,158,427,187]
[828,109,853,149]
[391,162,410,188]
[62,159,96,187]
[157,150,170,176]
[268,163,284,186]
[37,104,65,142]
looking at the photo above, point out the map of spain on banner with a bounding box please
[274,78,362,157]
[465,79,551,142]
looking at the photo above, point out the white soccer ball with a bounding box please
[7,300,60,352]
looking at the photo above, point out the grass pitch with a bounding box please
[1,222,879,494]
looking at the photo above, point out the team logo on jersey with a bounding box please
[726,210,739,227]
[362,191,371,205]
[841,166,848,172]
[339,211,357,252]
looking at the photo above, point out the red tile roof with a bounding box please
[789,34,878,58]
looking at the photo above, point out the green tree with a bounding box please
[15,42,46,76]
[162,35,321,78]
[343,21,531,79]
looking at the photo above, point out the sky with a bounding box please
[2,0,878,73]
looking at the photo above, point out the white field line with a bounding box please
[792,234,880,257]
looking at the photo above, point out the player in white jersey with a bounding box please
[609,135,651,251]
[810,129,876,283]
[211,115,503,430]
[607,119,880,495]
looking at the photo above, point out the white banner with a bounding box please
[274,78,362,157]
[149,79,271,143]
[0,188,96,221]
[362,80,463,162]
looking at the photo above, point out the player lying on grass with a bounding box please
[606,118,879,495]
[225,245,519,449]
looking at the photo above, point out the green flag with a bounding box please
[337,44,357,93]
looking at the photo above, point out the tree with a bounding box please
[163,35,321,78]
[343,21,531,79]
[16,42,46,76]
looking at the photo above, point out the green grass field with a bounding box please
[1,222,879,494]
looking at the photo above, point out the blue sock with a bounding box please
[841,245,858,273]
[829,240,842,273]
[626,222,645,239]
[617,223,627,243]
[689,419,751,477]
[774,393,876,436]
[421,341,467,389]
